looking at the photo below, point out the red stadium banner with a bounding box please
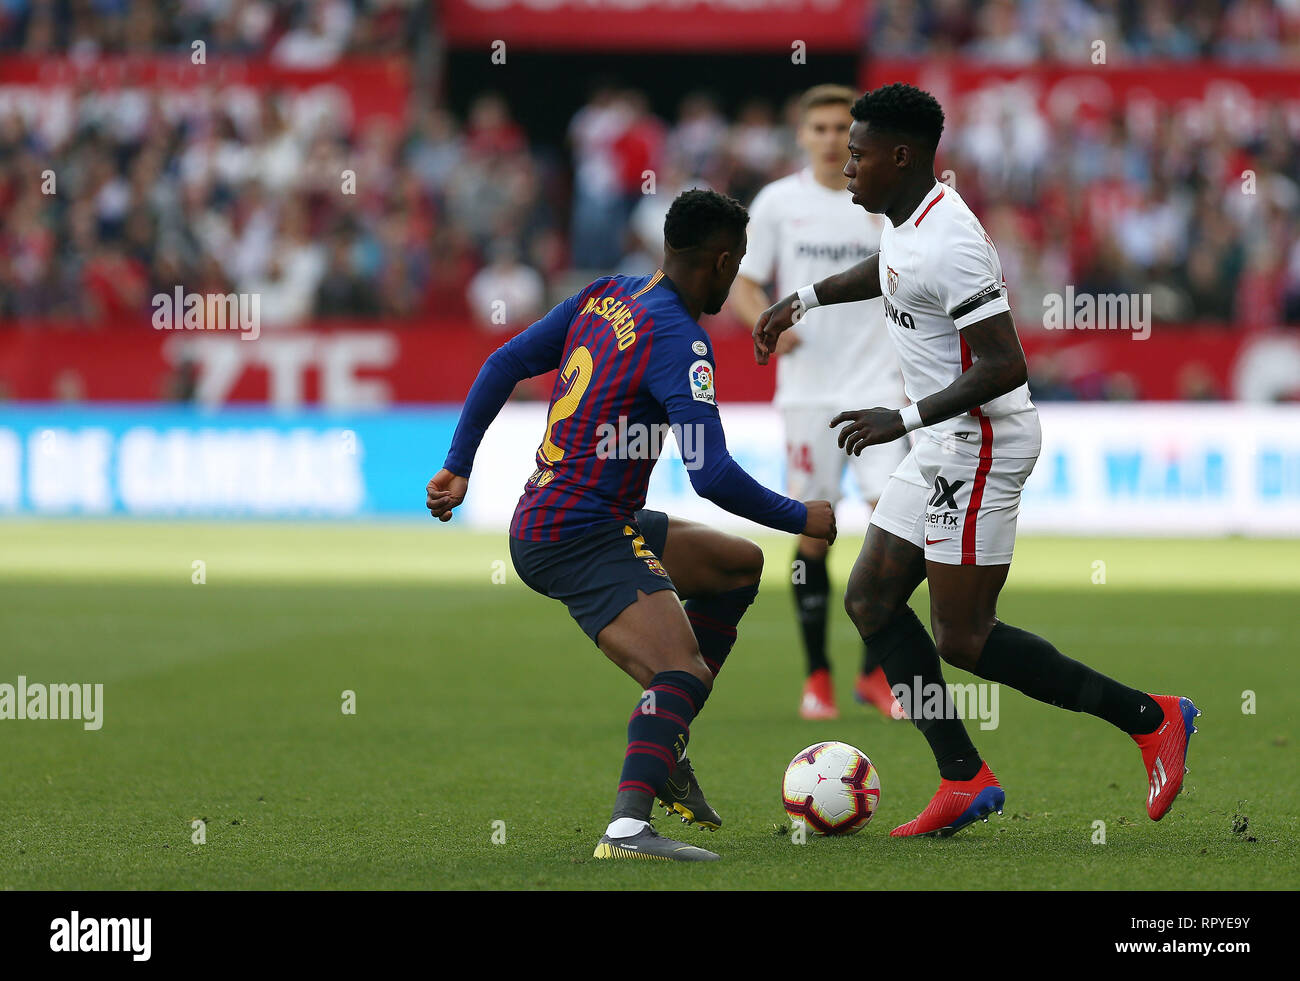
[0,56,410,123]
[1,323,1292,406]
[439,0,864,51]
[864,59,1300,122]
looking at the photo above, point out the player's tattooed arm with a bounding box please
[752,255,881,364]
[830,312,1028,455]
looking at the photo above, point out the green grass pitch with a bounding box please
[1,521,1296,890]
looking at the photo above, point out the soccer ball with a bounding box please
[781,741,881,835]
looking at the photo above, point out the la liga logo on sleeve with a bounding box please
[689,360,716,404]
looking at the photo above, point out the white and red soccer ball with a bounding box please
[782,741,881,835]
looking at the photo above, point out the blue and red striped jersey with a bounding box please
[442,270,806,542]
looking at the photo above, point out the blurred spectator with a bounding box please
[315,231,380,318]
[966,0,1039,64]
[666,92,729,184]
[467,240,544,332]
[1178,251,1236,323]
[464,93,527,159]
[1027,354,1079,401]
[1178,363,1225,401]
[612,91,666,220]
[271,0,354,68]
[724,99,786,205]
[241,199,326,327]
[423,228,476,320]
[1129,0,1199,58]
[1113,180,1191,271]
[622,166,713,275]
[407,108,465,197]
[568,86,635,269]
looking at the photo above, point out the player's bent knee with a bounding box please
[844,588,894,639]
[933,629,982,671]
[706,534,763,592]
[735,539,764,586]
[843,589,868,631]
[647,645,713,690]
[602,635,712,691]
[685,654,715,690]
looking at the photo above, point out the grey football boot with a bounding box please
[592,824,719,862]
[657,756,722,831]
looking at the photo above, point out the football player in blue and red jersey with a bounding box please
[428,190,836,862]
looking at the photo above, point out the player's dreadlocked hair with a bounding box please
[851,83,945,153]
[663,188,748,253]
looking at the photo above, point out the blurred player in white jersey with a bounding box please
[730,85,906,721]
[753,83,1198,838]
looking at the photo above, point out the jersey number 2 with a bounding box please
[540,345,594,464]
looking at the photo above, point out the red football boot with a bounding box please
[854,666,907,720]
[799,668,838,720]
[891,761,1005,838]
[1133,694,1200,821]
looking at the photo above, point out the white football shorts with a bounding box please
[783,406,908,506]
[868,429,1038,566]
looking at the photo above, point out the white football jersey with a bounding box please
[877,181,1040,458]
[739,168,905,409]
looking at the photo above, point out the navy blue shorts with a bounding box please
[509,509,675,644]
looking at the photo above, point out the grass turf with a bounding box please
[0,522,1296,890]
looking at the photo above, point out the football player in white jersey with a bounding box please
[731,85,907,722]
[753,83,1198,837]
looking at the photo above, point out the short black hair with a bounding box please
[851,83,945,152]
[663,188,748,252]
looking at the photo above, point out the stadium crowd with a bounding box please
[0,0,419,59]
[0,0,1298,347]
[4,0,1298,62]
[871,0,1300,62]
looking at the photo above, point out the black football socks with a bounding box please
[972,621,1161,735]
[793,549,831,675]
[861,637,880,677]
[611,670,710,822]
[865,606,982,781]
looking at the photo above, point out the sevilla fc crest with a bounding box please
[887,265,899,295]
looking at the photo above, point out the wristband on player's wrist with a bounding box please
[795,283,821,311]
[899,403,924,433]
